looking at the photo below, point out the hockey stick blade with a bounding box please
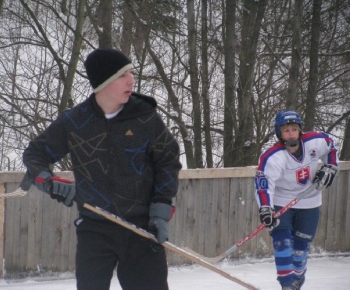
[191,183,318,264]
[83,203,258,290]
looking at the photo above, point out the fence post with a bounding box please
[0,182,5,278]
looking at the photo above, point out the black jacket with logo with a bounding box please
[23,92,182,226]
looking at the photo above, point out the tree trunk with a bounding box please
[187,0,203,168]
[285,0,302,110]
[223,0,236,167]
[304,0,322,131]
[125,1,195,168]
[233,0,267,166]
[97,0,113,48]
[340,117,350,160]
[60,0,86,114]
[201,0,213,168]
[120,2,133,56]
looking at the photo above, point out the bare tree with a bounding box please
[187,0,203,168]
[304,0,322,131]
[223,0,236,167]
[201,0,213,168]
[233,0,268,166]
[285,0,303,110]
[1,0,350,171]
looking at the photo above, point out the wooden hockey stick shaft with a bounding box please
[187,183,318,264]
[83,203,258,290]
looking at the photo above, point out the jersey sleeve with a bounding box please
[255,150,284,208]
[318,132,339,167]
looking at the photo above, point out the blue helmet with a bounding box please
[274,110,303,138]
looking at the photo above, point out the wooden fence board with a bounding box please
[5,183,22,273]
[26,186,43,271]
[315,190,327,250]
[204,179,216,257]
[228,178,239,259]
[184,179,196,250]
[214,178,228,254]
[197,179,206,255]
[52,199,63,271]
[334,174,345,251]
[325,181,337,250]
[19,190,29,271]
[343,170,350,250]
[40,193,51,271]
[58,206,68,271]
[68,207,78,270]
[192,179,202,255]
[0,183,4,277]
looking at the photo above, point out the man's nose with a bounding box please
[128,74,135,85]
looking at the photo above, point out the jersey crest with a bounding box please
[296,166,310,185]
[309,148,318,161]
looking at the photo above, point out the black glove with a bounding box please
[259,206,280,230]
[35,171,75,207]
[313,164,338,190]
[148,202,175,244]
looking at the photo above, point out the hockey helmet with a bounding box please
[274,110,303,138]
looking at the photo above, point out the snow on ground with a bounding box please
[0,254,349,289]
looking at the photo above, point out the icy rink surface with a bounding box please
[0,255,349,289]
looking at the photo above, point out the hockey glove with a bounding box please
[148,202,176,244]
[35,171,75,207]
[313,164,338,190]
[259,206,280,230]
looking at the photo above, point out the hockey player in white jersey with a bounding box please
[254,110,339,290]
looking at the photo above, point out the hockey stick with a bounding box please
[84,203,258,289]
[4,174,257,289]
[187,183,318,264]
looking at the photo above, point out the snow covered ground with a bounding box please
[0,254,349,289]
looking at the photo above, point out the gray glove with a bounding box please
[148,202,175,244]
[313,164,338,190]
[35,171,75,207]
[35,171,53,193]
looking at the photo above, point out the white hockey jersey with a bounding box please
[255,131,339,209]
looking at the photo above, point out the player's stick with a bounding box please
[84,203,257,289]
[3,174,258,289]
[186,183,317,264]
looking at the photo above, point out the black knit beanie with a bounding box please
[84,48,133,93]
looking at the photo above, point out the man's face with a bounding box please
[104,69,135,104]
[280,124,300,141]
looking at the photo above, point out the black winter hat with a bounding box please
[84,48,133,93]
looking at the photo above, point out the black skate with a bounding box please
[281,286,297,290]
[292,276,305,289]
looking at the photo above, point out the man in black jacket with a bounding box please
[23,48,182,290]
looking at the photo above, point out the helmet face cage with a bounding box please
[274,110,303,138]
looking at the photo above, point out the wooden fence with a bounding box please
[1,163,350,278]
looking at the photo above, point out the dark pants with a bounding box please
[272,205,320,241]
[270,206,320,287]
[75,217,168,290]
